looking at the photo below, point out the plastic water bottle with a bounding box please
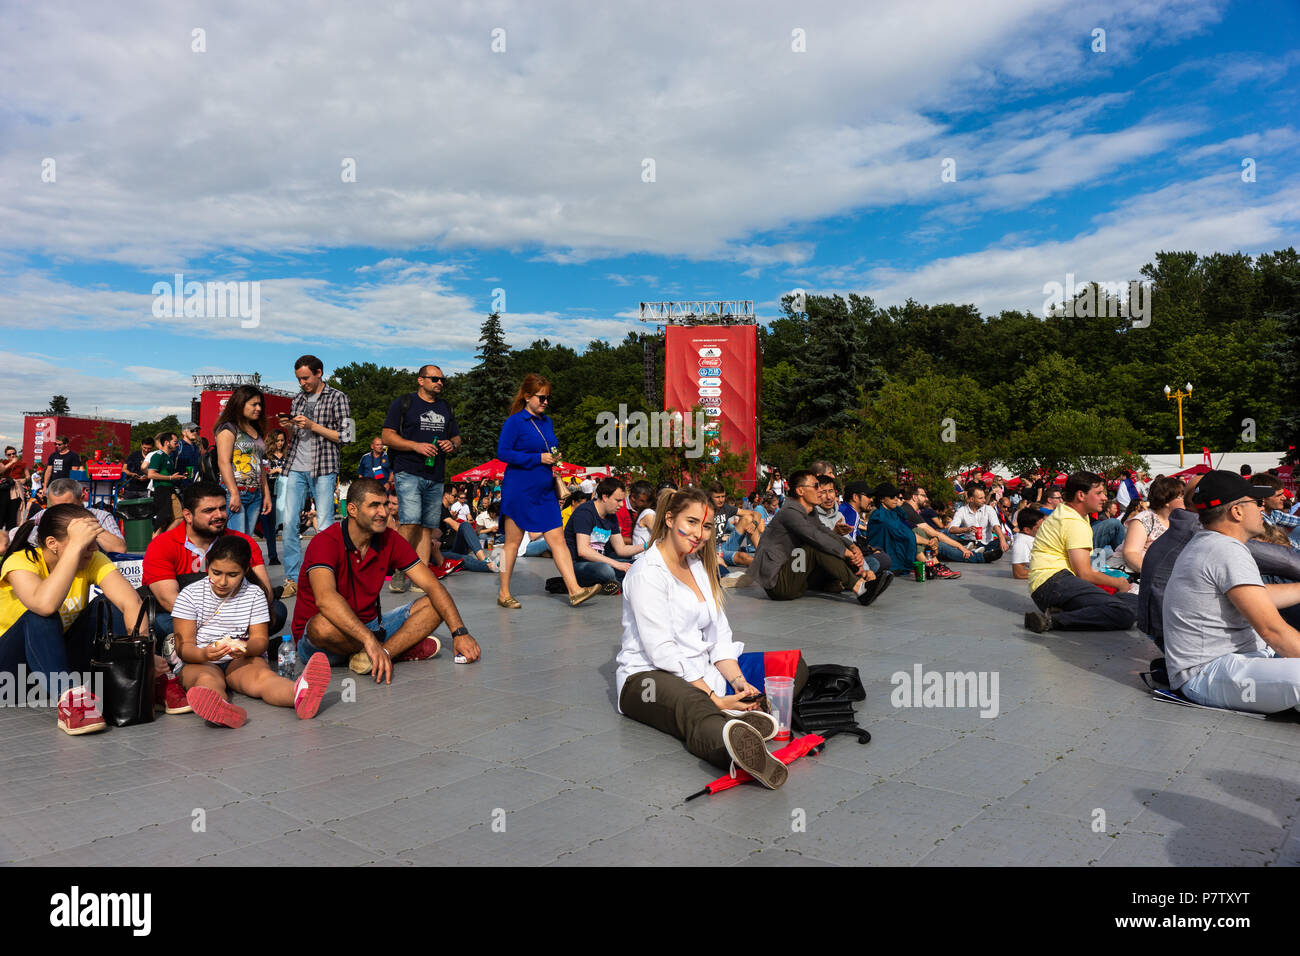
[277,638,298,679]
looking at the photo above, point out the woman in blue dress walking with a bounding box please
[495,374,602,609]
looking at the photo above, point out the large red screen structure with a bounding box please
[664,325,759,488]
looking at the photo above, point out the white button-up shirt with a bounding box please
[615,541,744,712]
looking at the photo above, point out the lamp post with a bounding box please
[1163,382,1193,468]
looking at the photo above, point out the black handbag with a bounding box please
[793,663,871,744]
[90,596,157,727]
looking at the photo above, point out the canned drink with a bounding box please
[975,527,984,543]
[914,560,926,581]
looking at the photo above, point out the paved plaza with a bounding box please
[3,557,1299,867]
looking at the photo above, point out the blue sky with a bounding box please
[1,0,1297,447]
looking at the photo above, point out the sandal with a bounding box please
[497,594,522,609]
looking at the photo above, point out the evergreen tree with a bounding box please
[460,312,516,460]
[48,395,70,415]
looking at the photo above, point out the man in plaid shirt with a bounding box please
[278,354,351,596]
[1257,472,1300,548]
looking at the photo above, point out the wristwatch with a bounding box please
[450,626,469,638]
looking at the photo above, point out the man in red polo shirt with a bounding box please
[616,479,655,546]
[293,478,482,683]
[142,480,287,641]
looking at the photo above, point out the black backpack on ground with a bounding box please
[793,663,871,744]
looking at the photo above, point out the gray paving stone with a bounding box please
[774,782,988,866]
[200,826,381,866]
[264,752,497,824]
[1070,714,1211,774]
[1000,755,1169,828]
[899,735,1057,801]
[549,815,763,866]
[0,560,1294,865]
[399,787,649,865]
[451,707,612,762]
[327,766,570,854]
[732,847,842,866]
[215,735,437,796]
[917,806,1116,866]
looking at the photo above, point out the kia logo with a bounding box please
[698,387,721,396]
[698,347,722,357]
[699,358,721,367]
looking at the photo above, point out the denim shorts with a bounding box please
[394,473,442,528]
[296,600,418,667]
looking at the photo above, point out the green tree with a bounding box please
[131,414,182,447]
[459,313,516,461]
[329,362,412,478]
[48,395,70,416]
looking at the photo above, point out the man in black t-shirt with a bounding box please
[122,436,156,499]
[381,365,461,592]
[42,436,81,492]
[564,477,645,588]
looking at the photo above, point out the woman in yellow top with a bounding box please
[0,504,159,734]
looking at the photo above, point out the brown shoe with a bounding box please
[497,594,522,609]
[568,584,601,607]
[281,579,297,598]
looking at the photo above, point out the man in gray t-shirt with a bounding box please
[1164,531,1268,686]
[1162,471,1300,713]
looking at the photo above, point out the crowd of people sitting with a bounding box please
[3,356,1300,750]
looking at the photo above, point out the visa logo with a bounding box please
[704,407,722,417]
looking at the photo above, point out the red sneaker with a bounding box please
[394,635,441,663]
[432,559,464,580]
[57,686,107,736]
[930,563,962,579]
[155,675,193,714]
[186,686,247,729]
[293,652,331,719]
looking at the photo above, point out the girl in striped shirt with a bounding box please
[173,535,330,727]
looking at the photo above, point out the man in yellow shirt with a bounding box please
[1025,471,1137,633]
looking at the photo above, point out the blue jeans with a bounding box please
[259,491,279,561]
[443,525,493,572]
[573,560,625,587]
[522,538,550,557]
[282,470,337,582]
[938,540,1003,564]
[1091,518,1125,552]
[296,600,417,667]
[226,488,263,536]
[0,609,94,679]
[394,473,443,528]
[722,528,756,566]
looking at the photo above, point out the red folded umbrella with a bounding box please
[684,733,826,800]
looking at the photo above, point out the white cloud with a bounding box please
[0,0,1230,269]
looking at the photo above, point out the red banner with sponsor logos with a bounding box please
[198,390,293,444]
[664,325,759,488]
